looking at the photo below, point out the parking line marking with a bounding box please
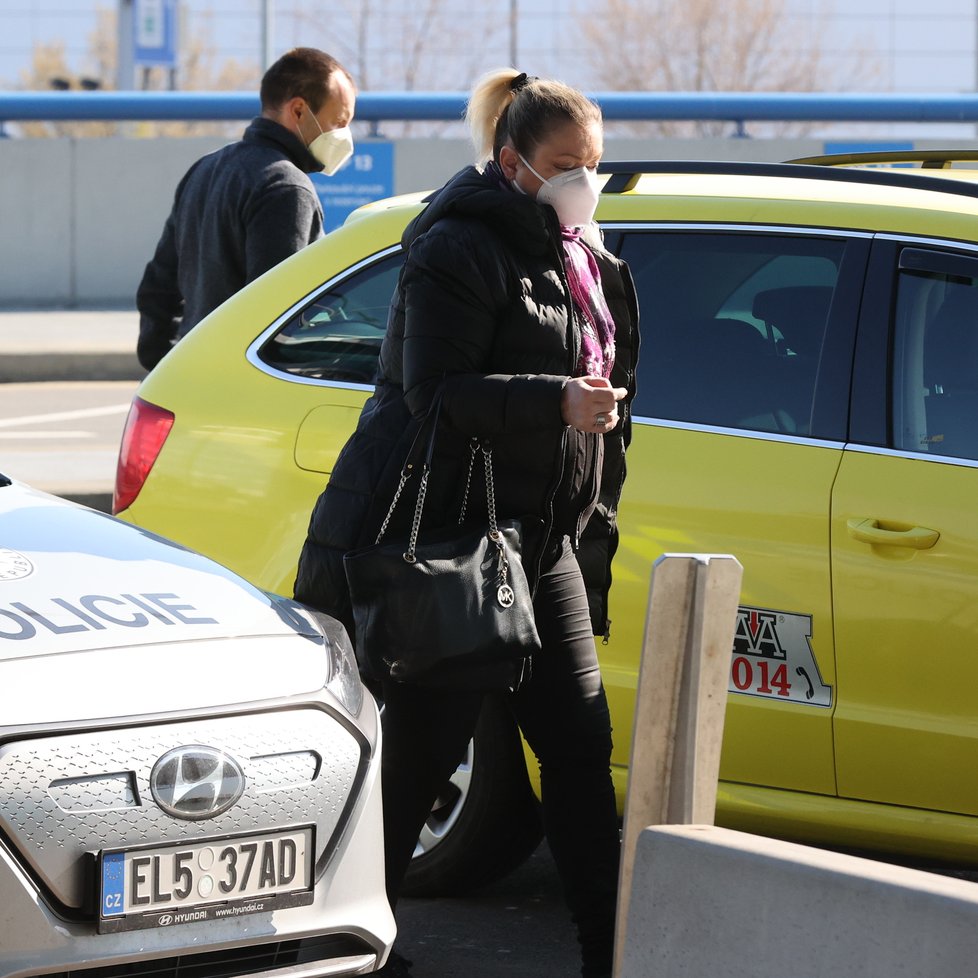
[0,432,94,439]
[0,404,130,428]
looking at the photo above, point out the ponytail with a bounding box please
[465,67,602,164]
[466,68,524,162]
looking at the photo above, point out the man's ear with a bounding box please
[498,144,519,180]
[282,95,306,127]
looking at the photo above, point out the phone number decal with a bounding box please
[729,607,831,707]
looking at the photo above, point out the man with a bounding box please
[136,47,356,370]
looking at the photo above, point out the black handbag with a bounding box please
[344,398,540,691]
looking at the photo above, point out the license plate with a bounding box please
[98,826,314,933]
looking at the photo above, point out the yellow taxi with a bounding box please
[116,151,978,891]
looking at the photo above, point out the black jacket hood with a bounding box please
[403,165,554,256]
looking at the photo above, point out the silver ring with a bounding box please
[594,413,608,425]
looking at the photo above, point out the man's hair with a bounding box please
[260,47,352,113]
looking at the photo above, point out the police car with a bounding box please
[0,474,393,976]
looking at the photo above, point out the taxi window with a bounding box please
[893,254,978,461]
[618,231,845,436]
[259,254,401,383]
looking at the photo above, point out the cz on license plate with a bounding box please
[99,826,314,933]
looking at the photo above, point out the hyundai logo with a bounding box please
[150,745,246,821]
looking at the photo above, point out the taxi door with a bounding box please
[832,240,978,816]
[605,227,870,798]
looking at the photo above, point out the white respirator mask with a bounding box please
[518,154,601,227]
[305,111,354,176]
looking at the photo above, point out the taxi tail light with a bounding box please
[113,397,174,514]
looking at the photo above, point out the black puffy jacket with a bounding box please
[294,165,639,639]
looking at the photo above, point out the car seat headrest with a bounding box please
[752,286,834,356]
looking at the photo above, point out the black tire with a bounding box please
[401,693,544,897]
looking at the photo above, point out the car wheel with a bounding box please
[401,693,544,897]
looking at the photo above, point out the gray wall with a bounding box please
[1,134,970,307]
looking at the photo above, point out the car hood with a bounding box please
[0,481,331,723]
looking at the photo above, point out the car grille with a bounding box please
[32,933,374,978]
[0,709,364,910]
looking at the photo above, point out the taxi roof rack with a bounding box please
[597,155,978,202]
[789,149,978,168]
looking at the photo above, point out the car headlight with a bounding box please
[270,596,364,716]
[317,613,364,716]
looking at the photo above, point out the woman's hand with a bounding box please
[561,376,628,433]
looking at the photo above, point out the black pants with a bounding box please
[380,537,621,977]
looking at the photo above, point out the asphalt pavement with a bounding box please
[394,842,579,977]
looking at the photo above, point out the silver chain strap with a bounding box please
[372,457,431,564]
[458,438,479,525]
[483,443,500,538]
[481,442,514,608]
[374,464,413,545]
[403,465,431,563]
[376,435,514,607]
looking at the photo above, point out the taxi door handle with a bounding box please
[846,518,940,550]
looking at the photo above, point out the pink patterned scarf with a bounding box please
[561,226,616,378]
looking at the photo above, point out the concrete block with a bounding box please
[0,140,73,304]
[620,824,978,978]
[393,138,472,193]
[73,136,226,305]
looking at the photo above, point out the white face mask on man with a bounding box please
[518,154,601,227]
[304,109,354,176]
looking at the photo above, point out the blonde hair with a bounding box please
[465,67,602,163]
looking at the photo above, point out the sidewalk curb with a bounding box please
[0,353,145,384]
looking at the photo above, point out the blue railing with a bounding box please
[4,90,978,123]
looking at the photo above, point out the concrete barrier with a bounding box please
[614,554,742,976]
[619,824,978,978]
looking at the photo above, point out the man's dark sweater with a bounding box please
[136,117,324,370]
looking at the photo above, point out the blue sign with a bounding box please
[310,142,395,232]
[134,0,178,68]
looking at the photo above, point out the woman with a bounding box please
[295,68,639,978]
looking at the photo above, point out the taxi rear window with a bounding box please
[619,230,846,437]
